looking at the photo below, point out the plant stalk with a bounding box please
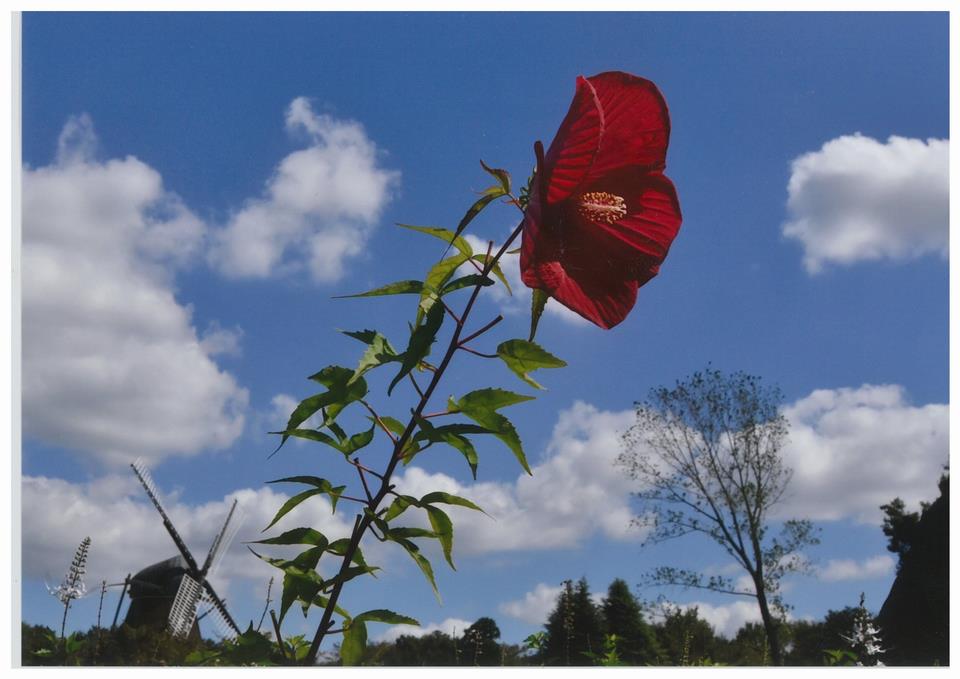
[302,222,524,664]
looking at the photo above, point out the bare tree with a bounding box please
[617,368,818,665]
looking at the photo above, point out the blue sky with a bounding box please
[19,11,949,650]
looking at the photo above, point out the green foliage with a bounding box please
[495,339,566,389]
[258,162,562,666]
[601,578,662,665]
[529,288,549,341]
[542,578,604,666]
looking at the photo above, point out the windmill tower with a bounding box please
[125,458,243,640]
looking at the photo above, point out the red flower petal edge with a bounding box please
[520,71,682,329]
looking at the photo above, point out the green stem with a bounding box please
[303,220,524,665]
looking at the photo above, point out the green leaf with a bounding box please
[480,159,511,194]
[424,505,455,569]
[354,609,419,626]
[342,330,400,385]
[420,491,487,515]
[450,388,535,413]
[342,424,376,455]
[529,288,549,341]
[387,535,441,602]
[335,279,424,299]
[388,302,444,396]
[471,253,512,296]
[275,366,367,450]
[263,479,346,529]
[495,339,567,390]
[449,392,532,475]
[340,619,367,666]
[418,253,471,319]
[453,190,504,242]
[273,428,342,451]
[323,564,381,591]
[398,224,473,259]
[309,594,351,621]
[382,494,420,522]
[386,526,436,540]
[412,418,488,479]
[249,527,328,547]
[441,273,494,294]
[326,539,371,570]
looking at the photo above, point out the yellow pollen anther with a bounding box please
[577,192,627,224]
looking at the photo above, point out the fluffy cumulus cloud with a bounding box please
[669,600,764,639]
[393,401,643,554]
[21,473,355,601]
[777,384,948,523]
[209,97,399,282]
[375,617,474,644]
[22,115,248,467]
[498,583,563,624]
[817,554,895,582]
[782,134,948,273]
[462,234,588,326]
[385,382,946,561]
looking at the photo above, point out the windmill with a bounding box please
[127,458,244,640]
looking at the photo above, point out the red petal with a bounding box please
[587,171,682,262]
[541,76,603,204]
[521,206,648,329]
[584,72,671,185]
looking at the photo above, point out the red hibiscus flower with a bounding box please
[520,71,682,329]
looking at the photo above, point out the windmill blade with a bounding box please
[199,594,240,642]
[201,499,245,577]
[168,574,203,638]
[130,458,200,573]
[201,579,242,637]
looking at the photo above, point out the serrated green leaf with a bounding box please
[340,619,367,666]
[335,279,424,299]
[382,494,420,522]
[451,388,535,413]
[342,330,400,385]
[398,224,473,258]
[425,505,455,569]
[323,564,381,592]
[262,480,345,530]
[272,428,342,451]
[420,491,487,515]
[276,367,367,450]
[386,526,437,540]
[310,594,351,621]
[249,527,329,547]
[495,339,567,390]
[441,274,494,294]
[471,253,512,296]
[480,159,511,194]
[418,253,471,320]
[388,302,444,396]
[453,190,504,242]
[326,539,371,570]
[412,418,488,479]
[529,288,549,341]
[343,424,376,455]
[450,401,531,475]
[387,535,441,602]
[354,609,419,626]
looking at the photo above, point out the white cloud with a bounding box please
[462,233,588,326]
[22,116,248,467]
[818,554,895,582]
[21,474,355,601]
[393,401,643,555]
[498,583,562,624]
[671,600,764,639]
[782,134,948,273]
[209,97,398,282]
[375,617,473,644]
[777,384,948,523]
